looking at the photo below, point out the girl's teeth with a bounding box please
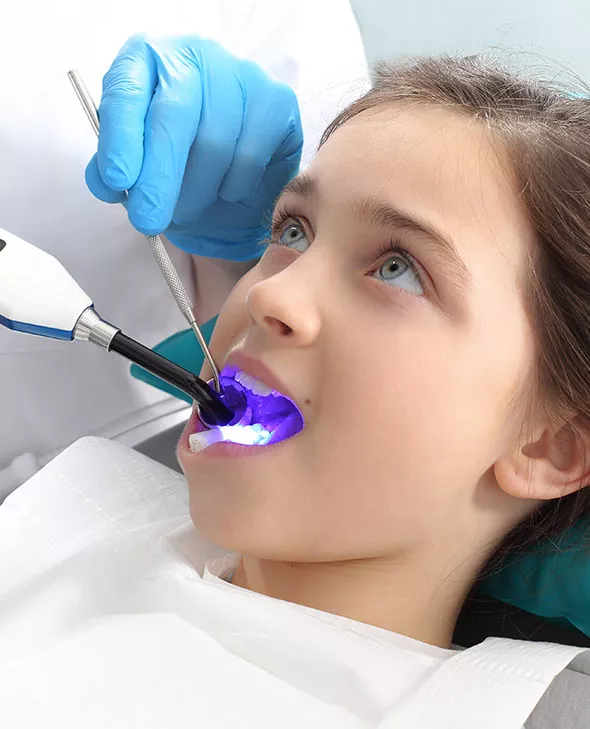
[234,370,252,388]
[235,370,274,396]
[251,380,273,396]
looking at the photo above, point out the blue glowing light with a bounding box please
[202,365,305,446]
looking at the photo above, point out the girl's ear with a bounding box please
[494,416,590,502]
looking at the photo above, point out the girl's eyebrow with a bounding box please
[279,173,472,295]
[279,173,318,200]
[350,196,473,294]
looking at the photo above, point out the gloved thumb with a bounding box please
[85,154,127,204]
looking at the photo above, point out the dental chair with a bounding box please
[134,419,187,474]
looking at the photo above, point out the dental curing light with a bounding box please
[0,228,233,427]
[62,70,305,448]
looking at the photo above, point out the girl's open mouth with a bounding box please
[188,365,305,454]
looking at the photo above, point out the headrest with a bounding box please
[476,517,590,639]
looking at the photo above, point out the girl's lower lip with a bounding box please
[177,407,293,461]
[185,441,273,458]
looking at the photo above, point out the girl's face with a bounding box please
[178,103,538,565]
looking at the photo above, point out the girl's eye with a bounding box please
[271,216,425,297]
[373,252,424,295]
[278,222,310,253]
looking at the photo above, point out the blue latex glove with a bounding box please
[86,34,303,261]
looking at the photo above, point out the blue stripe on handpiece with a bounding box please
[0,313,73,341]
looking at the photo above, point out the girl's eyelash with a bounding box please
[257,206,296,249]
[261,207,426,290]
[374,239,425,289]
[270,207,300,242]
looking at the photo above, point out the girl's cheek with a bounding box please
[228,264,263,306]
[210,273,257,354]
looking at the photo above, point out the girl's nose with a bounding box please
[245,267,321,348]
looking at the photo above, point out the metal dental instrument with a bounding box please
[0,228,234,426]
[67,69,222,395]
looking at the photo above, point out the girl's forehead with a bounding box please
[315,104,509,198]
[309,104,535,272]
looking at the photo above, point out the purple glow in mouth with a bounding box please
[192,365,305,450]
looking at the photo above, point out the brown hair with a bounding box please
[319,54,590,579]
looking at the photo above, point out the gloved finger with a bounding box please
[173,55,244,227]
[219,64,302,203]
[245,154,302,230]
[126,71,204,235]
[257,125,303,203]
[97,34,157,192]
[85,154,127,204]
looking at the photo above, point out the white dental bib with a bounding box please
[0,437,586,728]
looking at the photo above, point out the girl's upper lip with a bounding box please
[224,350,296,402]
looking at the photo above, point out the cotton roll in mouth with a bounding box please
[189,423,271,452]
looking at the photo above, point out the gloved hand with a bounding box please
[85,34,303,261]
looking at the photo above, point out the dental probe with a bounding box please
[67,69,223,395]
[0,229,233,426]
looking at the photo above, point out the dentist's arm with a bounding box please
[85,33,303,316]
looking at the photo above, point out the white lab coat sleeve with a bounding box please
[214,0,370,167]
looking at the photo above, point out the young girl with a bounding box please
[180,53,590,649]
[1,52,589,728]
